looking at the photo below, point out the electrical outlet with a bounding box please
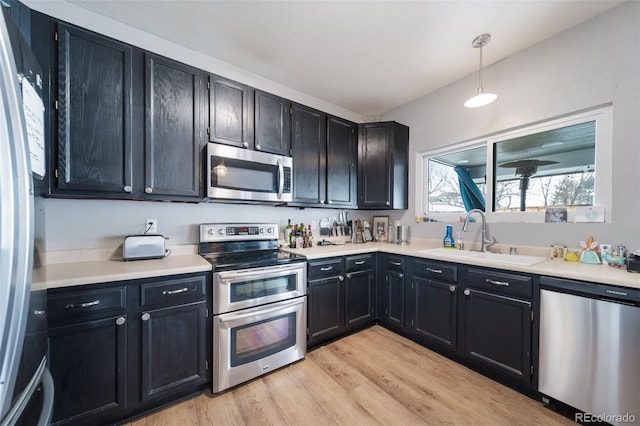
[145,219,158,234]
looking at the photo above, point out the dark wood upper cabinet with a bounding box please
[144,53,203,199]
[254,90,291,155]
[291,104,327,205]
[326,116,357,207]
[208,74,254,149]
[358,121,409,209]
[56,23,134,196]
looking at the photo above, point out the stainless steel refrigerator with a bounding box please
[0,7,53,426]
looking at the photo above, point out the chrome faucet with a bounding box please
[461,209,496,252]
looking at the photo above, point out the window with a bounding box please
[418,105,612,222]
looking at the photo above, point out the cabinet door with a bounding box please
[412,276,457,350]
[462,288,532,383]
[307,275,344,347]
[291,104,326,205]
[144,54,202,199]
[345,269,374,330]
[358,123,390,208]
[49,315,127,424]
[386,270,405,328]
[139,301,207,402]
[326,116,357,207]
[56,23,133,196]
[208,74,254,149]
[254,90,290,155]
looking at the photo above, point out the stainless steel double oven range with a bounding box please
[199,223,307,393]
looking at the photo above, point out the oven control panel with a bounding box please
[200,223,278,242]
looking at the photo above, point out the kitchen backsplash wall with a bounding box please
[42,198,360,251]
[382,1,640,251]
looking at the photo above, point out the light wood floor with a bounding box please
[127,326,575,425]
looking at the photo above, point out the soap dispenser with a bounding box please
[443,225,455,248]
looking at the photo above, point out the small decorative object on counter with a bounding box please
[579,236,601,264]
[550,244,567,260]
[443,224,455,248]
[617,243,626,258]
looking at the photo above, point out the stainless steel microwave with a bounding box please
[206,143,293,202]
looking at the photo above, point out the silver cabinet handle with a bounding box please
[145,187,153,194]
[34,310,46,316]
[338,275,345,281]
[64,300,100,309]
[464,289,471,296]
[486,279,510,286]
[427,268,443,274]
[449,285,456,292]
[142,313,150,321]
[162,287,188,295]
[123,185,132,193]
[398,273,404,278]
[327,200,332,204]
[116,317,126,326]
[320,266,333,272]
[346,273,352,279]
[355,260,366,265]
[243,142,249,148]
[256,144,261,150]
[390,261,402,266]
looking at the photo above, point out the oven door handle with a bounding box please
[217,263,305,281]
[218,297,304,326]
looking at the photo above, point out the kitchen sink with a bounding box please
[419,247,547,266]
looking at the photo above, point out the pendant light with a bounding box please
[464,33,497,108]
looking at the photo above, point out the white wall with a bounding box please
[383,1,640,250]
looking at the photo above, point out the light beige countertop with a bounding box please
[40,240,640,291]
[283,239,640,290]
[39,245,212,290]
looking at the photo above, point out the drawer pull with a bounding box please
[64,300,100,309]
[464,289,471,296]
[142,313,150,321]
[115,317,126,326]
[486,279,510,287]
[162,287,188,295]
[338,275,345,281]
[355,260,366,265]
[346,273,352,279]
[390,261,402,266]
[320,266,334,272]
[426,268,443,274]
[449,285,456,292]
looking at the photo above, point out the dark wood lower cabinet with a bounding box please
[411,277,457,350]
[140,301,207,402]
[307,274,344,347]
[48,315,128,424]
[345,269,374,329]
[47,273,209,425]
[460,288,532,383]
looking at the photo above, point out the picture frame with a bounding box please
[372,216,390,242]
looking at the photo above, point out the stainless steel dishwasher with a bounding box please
[539,277,640,425]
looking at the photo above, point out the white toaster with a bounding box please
[122,234,166,261]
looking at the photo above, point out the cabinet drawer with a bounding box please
[346,254,374,272]
[412,259,457,283]
[464,268,532,299]
[386,255,404,271]
[140,275,206,307]
[308,258,344,279]
[48,286,126,324]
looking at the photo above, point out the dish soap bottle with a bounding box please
[443,225,455,248]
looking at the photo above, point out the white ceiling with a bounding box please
[66,0,623,117]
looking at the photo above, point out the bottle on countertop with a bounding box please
[290,224,298,248]
[455,232,464,250]
[307,224,313,247]
[443,225,455,248]
[284,219,293,246]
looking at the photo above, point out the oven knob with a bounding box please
[267,227,273,234]
[218,229,226,235]
[207,229,214,235]
[260,227,265,234]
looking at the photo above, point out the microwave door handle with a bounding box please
[277,158,284,200]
